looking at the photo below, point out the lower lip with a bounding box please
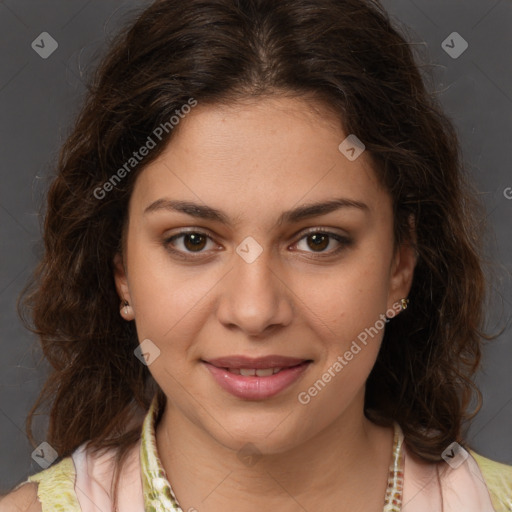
[203,361,312,400]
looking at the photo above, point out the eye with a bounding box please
[164,230,216,256]
[293,229,352,256]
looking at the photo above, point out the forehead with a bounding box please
[130,95,388,223]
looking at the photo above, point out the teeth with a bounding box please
[255,368,275,377]
[228,367,283,376]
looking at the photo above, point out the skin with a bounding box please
[113,95,417,511]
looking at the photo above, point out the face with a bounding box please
[114,95,416,454]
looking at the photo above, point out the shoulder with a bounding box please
[0,483,42,512]
[1,455,81,512]
[402,441,511,511]
[469,449,512,512]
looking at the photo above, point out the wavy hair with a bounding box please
[19,0,491,502]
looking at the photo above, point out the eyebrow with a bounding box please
[143,197,369,226]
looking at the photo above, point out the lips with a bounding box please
[202,355,313,400]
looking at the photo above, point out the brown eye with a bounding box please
[306,233,329,252]
[295,230,352,256]
[182,233,207,252]
[164,231,214,255]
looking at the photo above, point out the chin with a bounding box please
[209,416,307,456]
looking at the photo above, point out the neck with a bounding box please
[155,391,394,512]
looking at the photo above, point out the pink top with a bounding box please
[69,440,499,512]
[26,395,512,511]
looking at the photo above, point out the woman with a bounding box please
[2,0,511,510]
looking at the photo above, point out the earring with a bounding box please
[401,298,409,310]
[121,300,133,319]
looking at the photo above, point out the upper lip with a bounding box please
[203,355,311,369]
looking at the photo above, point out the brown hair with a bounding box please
[19,0,492,502]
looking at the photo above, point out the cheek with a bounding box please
[294,251,391,342]
[126,240,213,351]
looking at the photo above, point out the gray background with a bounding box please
[1,0,511,493]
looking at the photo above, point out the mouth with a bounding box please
[201,355,313,400]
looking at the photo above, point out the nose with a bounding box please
[216,245,294,337]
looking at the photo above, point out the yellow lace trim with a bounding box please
[140,394,182,511]
[470,450,512,512]
[26,457,80,512]
[383,422,405,511]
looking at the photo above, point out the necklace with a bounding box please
[383,421,405,511]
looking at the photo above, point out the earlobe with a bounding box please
[387,241,417,311]
[113,253,135,321]
[387,214,418,309]
[113,252,132,305]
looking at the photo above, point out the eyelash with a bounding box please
[163,228,352,260]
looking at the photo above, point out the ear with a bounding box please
[386,217,417,310]
[113,252,132,305]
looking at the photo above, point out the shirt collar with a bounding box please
[140,393,182,511]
